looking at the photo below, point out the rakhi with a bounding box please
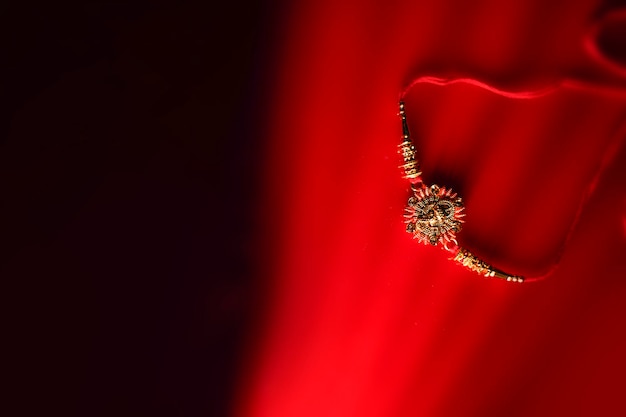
[398,101,525,283]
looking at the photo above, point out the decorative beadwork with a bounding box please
[398,100,524,283]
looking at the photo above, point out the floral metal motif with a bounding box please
[404,184,465,251]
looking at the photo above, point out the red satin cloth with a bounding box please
[236,1,626,416]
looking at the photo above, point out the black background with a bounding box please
[3,1,275,416]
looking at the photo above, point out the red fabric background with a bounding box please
[236,1,626,416]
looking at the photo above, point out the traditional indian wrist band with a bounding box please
[398,101,524,283]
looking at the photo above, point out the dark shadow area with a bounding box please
[2,1,277,416]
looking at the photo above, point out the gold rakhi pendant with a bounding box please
[404,184,464,251]
[398,101,524,283]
